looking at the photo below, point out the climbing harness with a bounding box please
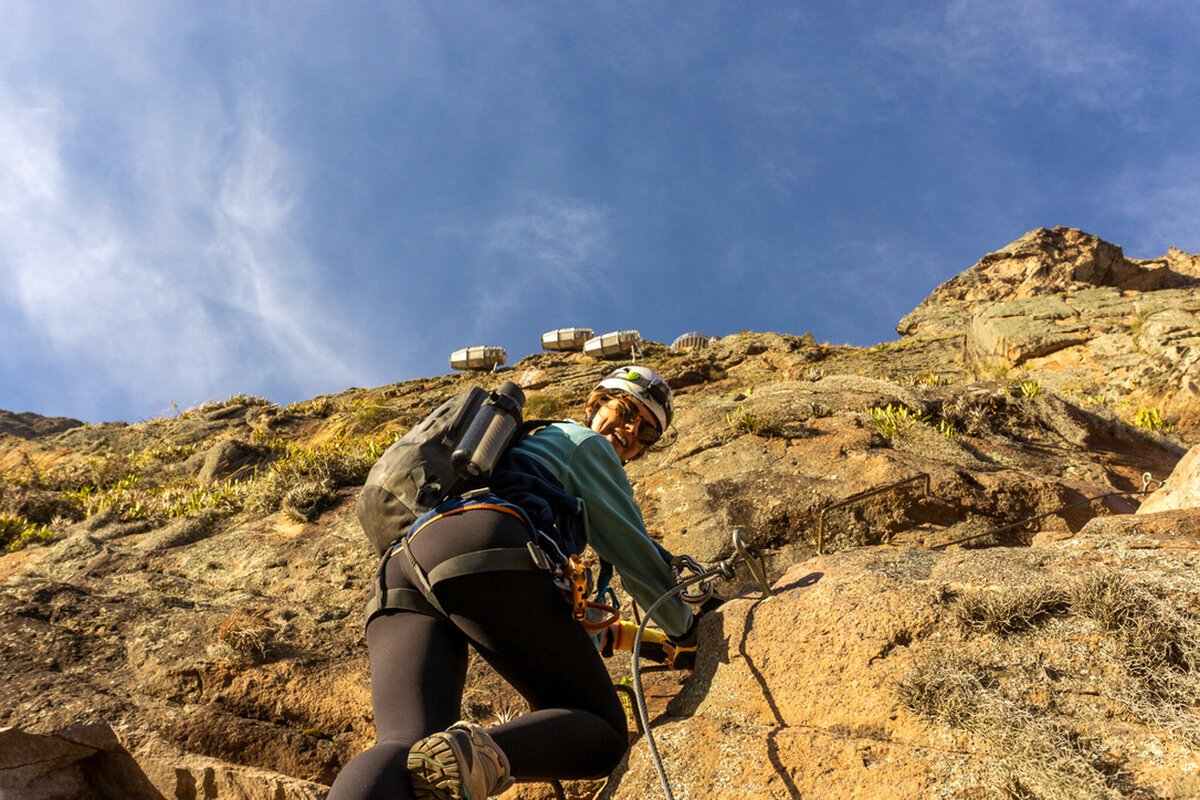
[364,492,564,626]
[629,529,774,800]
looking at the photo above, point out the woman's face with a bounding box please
[589,396,659,464]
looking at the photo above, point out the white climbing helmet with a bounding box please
[592,365,674,433]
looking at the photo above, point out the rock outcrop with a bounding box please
[898,227,1200,403]
[899,227,1200,332]
[2,228,1199,799]
[610,511,1200,799]
[0,410,84,440]
[0,722,329,799]
[1138,444,1200,514]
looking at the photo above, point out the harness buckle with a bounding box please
[526,542,552,571]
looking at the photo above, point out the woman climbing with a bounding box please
[328,365,698,800]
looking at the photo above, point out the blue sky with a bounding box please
[3,1,1199,423]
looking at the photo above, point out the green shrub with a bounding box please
[245,439,377,516]
[1017,379,1042,398]
[727,404,764,435]
[283,397,337,417]
[349,404,397,433]
[868,404,930,438]
[909,369,950,387]
[139,444,196,464]
[932,419,959,440]
[1133,407,1171,433]
[523,395,563,419]
[0,516,54,552]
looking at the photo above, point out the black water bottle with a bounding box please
[452,381,525,479]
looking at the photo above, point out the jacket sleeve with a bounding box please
[562,434,694,640]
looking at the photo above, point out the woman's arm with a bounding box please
[563,435,694,640]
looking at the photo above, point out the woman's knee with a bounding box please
[583,720,630,777]
[326,740,412,800]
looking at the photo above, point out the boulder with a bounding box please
[195,439,273,485]
[608,528,1200,799]
[0,723,162,800]
[1138,445,1200,514]
[0,722,333,799]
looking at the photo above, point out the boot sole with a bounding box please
[408,735,466,800]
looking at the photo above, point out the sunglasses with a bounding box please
[634,418,662,447]
[606,398,662,447]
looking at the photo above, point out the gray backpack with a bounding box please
[356,383,524,556]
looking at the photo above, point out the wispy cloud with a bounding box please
[876,0,1147,112]
[458,196,610,338]
[0,10,359,420]
[484,196,610,281]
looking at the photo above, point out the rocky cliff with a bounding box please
[898,227,1200,404]
[2,228,1199,799]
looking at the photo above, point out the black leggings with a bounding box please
[327,509,628,800]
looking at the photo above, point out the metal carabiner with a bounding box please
[671,554,717,604]
[730,528,773,598]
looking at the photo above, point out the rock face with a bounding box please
[898,227,1200,402]
[0,409,85,440]
[1138,444,1200,514]
[611,513,1200,799]
[1,229,1199,799]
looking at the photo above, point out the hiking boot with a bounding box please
[407,720,515,799]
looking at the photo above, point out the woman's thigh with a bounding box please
[365,608,468,747]
[403,510,624,731]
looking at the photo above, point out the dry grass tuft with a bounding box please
[891,656,986,728]
[905,573,1200,795]
[893,658,1119,800]
[1070,571,1200,745]
[214,608,275,661]
[1164,392,1200,438]
[245,442,371,518]
[281,478,338,522]
[943,582,1070,636]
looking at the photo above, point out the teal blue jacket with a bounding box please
[511,421,694,640]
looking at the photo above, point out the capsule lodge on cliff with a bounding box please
[449,346,507,371]
[541,327,594,352]
[583,330,640,359]
[670,331,716,352]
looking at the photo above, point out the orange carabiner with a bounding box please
[561,554,620,631]
[568,554,589,622]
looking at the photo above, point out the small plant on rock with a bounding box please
[0,516,54,551]
[909,369,950,388]
[868,404,929,438]
[727,404,764,435]
[1017,379,1042,398]
[1133,407,1171,433]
